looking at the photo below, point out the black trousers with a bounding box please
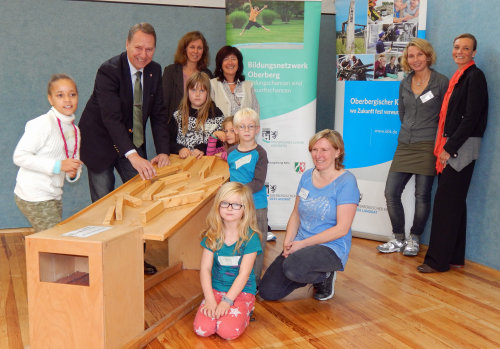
[424,161,476,271]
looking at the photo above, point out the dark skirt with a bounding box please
[390,141,436,176]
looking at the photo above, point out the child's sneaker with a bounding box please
[377,239,406,253]
[267,232,277,241]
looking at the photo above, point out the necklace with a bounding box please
[227,82,236,85]
[413,72,430,86]
[57,118,78,159]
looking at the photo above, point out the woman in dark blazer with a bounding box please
[418,33,488,273]
[162,31,213,121]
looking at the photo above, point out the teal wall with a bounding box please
[0,0,498,270]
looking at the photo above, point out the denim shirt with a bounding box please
[398,70,449,144]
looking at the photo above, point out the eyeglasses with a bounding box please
[238,124,256,131]
[220,201,244,210]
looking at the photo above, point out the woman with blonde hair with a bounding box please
[259,130,360,301]
[377,38,448,256]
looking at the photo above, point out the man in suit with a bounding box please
[79,23,169,274]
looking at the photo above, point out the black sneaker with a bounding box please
[313,271,336,301]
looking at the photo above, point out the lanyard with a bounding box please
[57,118,78,159]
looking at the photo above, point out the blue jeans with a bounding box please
[88,148,146,202]
[259,245,342,301]
[384,171,434,237]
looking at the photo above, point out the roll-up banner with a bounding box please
[335,0,427,240]
[226,0,322,229]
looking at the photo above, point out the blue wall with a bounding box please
[417,1,500,270]
[0,1,498,270]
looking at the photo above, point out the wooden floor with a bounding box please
[2,230,500,348]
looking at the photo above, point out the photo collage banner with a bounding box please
[334,0,428,239]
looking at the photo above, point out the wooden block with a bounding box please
[161,190,206,209]
[169,183,186,192]
[198,156,216,179]
[152,189,180,200]
[123,194,142,208]
[141,201,165,224]
[181,156,196,171]
[157,172,190,186]
[155,164,181,178]
[103,205,116,225]
[141,181,165,201]
[126,180,150,196]
[115,195,124,221]
[200,175,226,187]
[184,183,208,193]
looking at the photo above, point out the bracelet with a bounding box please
[221,295,234,306]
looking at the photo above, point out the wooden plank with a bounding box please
[157,172,190,186]
[200,174,226,186]
[168,183,186,192]
[182,183,208,193]
[154,164,181,178]
[102,205,116,225]
[160,191,206,209]
[144,263,183,291]
[141,181,165,201]
[123,194,142,208]
[115,195,124,221]
[123,293,203,349]
[126,180,150,196]
[180,156,196,171]
[198,156,216,179]
[152,189,180,201]
[141,201,165,224]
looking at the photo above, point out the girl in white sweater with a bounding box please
[13,74,83,232]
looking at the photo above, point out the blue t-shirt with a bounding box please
[295,169,360,270]
[201,230,262,295]
[227,145,268,209]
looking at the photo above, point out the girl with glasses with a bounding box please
[193,182,262,340]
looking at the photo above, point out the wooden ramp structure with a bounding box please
[22,155,229,348]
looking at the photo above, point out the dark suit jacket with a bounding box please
[79,52,170,172]
[162,63,213,121]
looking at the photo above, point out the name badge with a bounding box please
[218,255,241,266]
[235,91,245,98]
[235,154,252,169]
[420,90,434,103]
[298,188,309,199]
